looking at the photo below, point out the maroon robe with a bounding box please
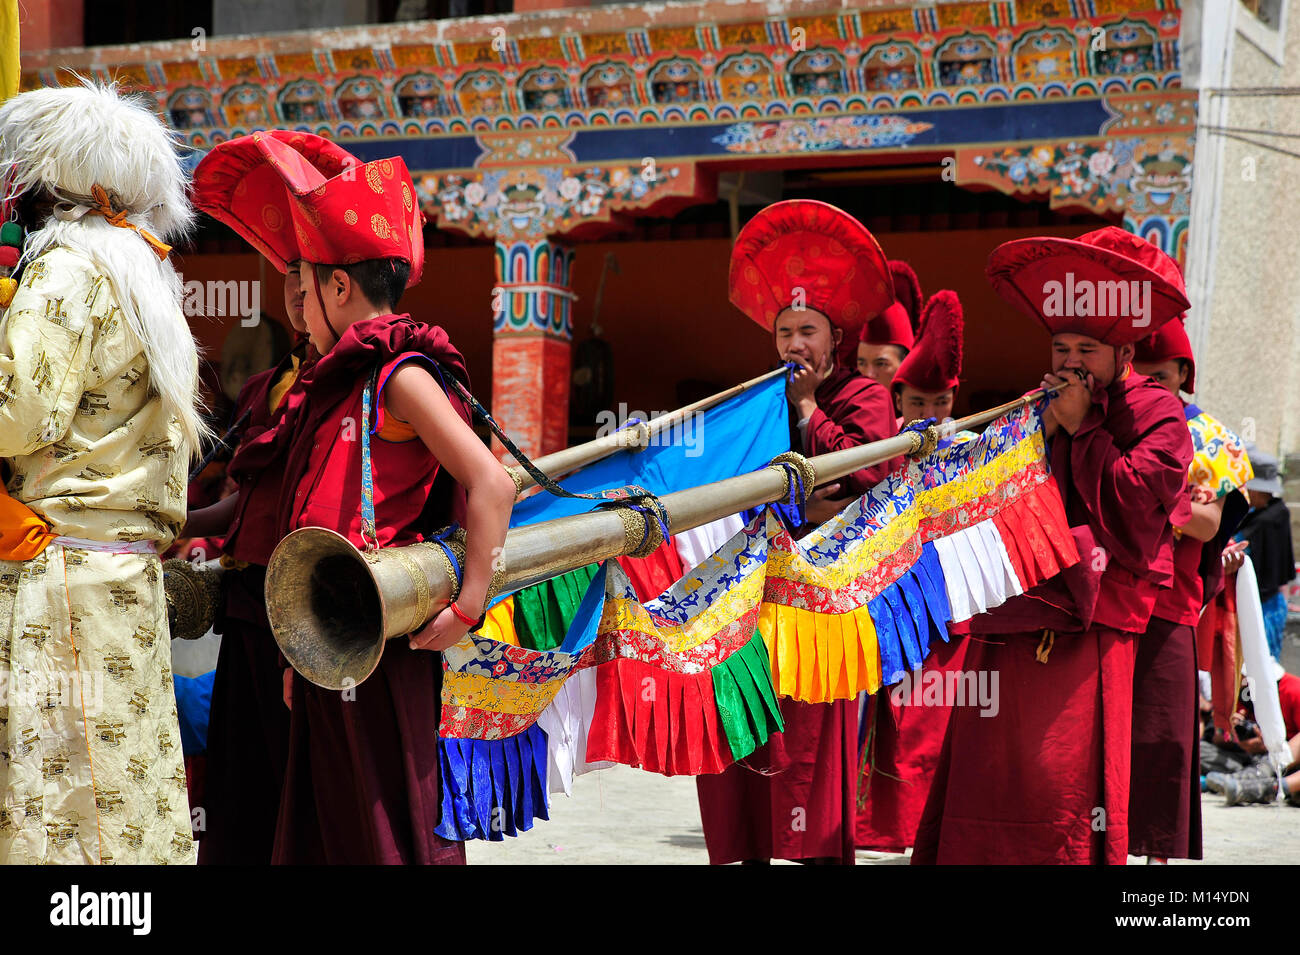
[913,370,1193,865]
[1128,616,1201,860]
[696,367,896,864]
[1128,399,1222,860]
[198,344,309,865]
[856,634,969,852]
[272,316,471,866]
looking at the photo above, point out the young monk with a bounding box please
[1131,314,1251,861]
[210,133,516,864]
[857,289,971,853]
[186,130,358,864]
[913,226,1194,865]
[857,260,923,391]
[697,199,898,864]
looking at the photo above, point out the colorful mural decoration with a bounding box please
[22,3,1185,147]
[712,114,935,153]
[957,130,1194,261]
[22,0,1191,457]
[419,160,697,242]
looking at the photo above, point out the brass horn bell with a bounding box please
[265,527,464,690]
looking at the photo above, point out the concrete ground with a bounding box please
[465,764,1300,865]
[468,632,1300,865]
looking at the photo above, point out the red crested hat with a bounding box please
[192,131,360,274]
[861,260,923,350]
[193,130,424,287]
[1134,317,1196,392]
[892,289,963,394]
[986,226,1189,345]
[729,200,893,368]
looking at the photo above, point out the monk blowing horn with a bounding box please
[159,367,787,642]
[266,384,1064,690]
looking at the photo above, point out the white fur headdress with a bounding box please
[0,79,208,458]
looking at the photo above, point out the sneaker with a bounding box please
[1206,771,1227,793]
[1236,760,1275,781]
[1223,772,1278,806]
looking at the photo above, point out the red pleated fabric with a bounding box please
[586,658,731,776]
[614,537,687,602]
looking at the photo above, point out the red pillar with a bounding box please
[18,0,84,53]
[490,237,574,461]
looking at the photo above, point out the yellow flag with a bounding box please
[0,0,18,103]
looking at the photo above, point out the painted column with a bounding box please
[491,236,575,461]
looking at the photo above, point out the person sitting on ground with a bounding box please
[1204,661,1300,805]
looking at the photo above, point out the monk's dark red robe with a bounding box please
[913,370,1192,865]
[199,344,310,865]
[856,634,969,852]
[271,316,471,865]
[696,367,895,864]
[1129,616,1201,860]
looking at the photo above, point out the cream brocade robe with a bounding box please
[0,247,195,864]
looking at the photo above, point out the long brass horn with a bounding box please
[267,385,1061,690]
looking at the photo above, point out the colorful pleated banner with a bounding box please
[760,399,1078,701]
[435,399,1081,840]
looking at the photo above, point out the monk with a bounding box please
[1131,317,1250,860]
[697,199,898,864]
[186,131,357,864]
[857,259,922,391]
[857,289,971,853]
[913,227,1194,865]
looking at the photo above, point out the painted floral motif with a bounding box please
[712,114,934,154]
[965,134,1193,219]
[420,162,686,241]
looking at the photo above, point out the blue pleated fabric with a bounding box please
[435,722,551,841]
[866,542,953,687]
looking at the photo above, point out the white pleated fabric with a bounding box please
[673,512,747,574]
[930,518,1025,623]
[536,667,613,796]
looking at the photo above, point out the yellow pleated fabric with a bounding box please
[758,602,883,704]
[474,596,520,646]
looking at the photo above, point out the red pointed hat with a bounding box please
[729,199,893,368]
[193,130,424,287]
[1134,317,1195,392]
[986,226,1189,345]
[193,131,360,274]
[892,289,963,394]
[861,260,923,349]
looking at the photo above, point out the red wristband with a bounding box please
[448,601,481,627]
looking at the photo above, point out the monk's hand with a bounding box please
[804,482,851,524]
[410,606,475,652]
[282,668,293,711]
[1222,540,1248,573]
[1041,369,1092,435]
[786,356,822,419]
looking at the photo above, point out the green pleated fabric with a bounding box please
[711,631,785,762]
[511,561,601,651]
